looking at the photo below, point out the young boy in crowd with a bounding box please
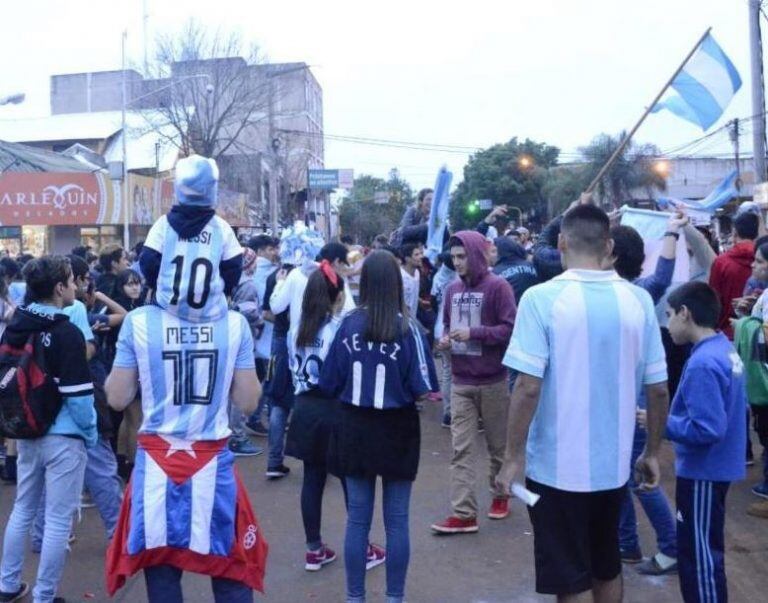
[140,154,243,323]
[665,281,747,603]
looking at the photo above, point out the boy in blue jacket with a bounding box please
[665,281,746,603]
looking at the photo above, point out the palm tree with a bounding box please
[579,132,666,208]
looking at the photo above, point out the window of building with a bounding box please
[80,225,122,252]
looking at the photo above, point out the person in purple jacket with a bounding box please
[431,231,517,534]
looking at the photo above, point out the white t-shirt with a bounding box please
[401,267,420,319]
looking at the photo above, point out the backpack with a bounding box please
[0,332,63,439]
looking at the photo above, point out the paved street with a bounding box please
[2,401,767,602]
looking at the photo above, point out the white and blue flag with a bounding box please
[652,33,741,130]
[656,169,739,215]
[426,166,453,264]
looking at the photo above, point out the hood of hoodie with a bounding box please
[4,306,69,347]
[452,230,489,287]
[727,240,755,268]
[167,205,216,239]
[494,236,527,264]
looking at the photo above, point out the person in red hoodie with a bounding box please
[709,212,759,339]
[430,231,517,534]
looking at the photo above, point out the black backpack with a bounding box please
[0,332,62,439]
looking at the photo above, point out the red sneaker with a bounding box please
[305,544,337,571]
[488,497,510,520]
[430,515,479,534]
[365,543,386,570]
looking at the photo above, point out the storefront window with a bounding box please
[81,226,122,252]
[22,226,47,257]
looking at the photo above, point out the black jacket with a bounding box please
[492,237,538,304]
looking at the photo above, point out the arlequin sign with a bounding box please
[0,172,118,226]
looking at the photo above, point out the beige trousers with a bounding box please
[449,379,510,519]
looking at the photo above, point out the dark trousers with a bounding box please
[752,405,768,482]
[144,564,252,603]
[676,478,730,603]
[302,463,347,550]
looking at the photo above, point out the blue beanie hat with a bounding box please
[174,155,219,207]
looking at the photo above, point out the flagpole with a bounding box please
[585,26,713,195]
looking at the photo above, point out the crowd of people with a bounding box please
[0,154,764,603]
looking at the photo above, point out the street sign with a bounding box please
[308,169,339,190]
[374,191,389,204]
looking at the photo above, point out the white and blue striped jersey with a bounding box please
[113,305,255,441]
[503,270,668,493]
[288,317,341,396]
[144,214,242,323]
[320,310,437,409]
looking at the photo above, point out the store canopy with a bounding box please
[0,139,99,173]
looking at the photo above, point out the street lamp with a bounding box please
[120,30,212,248]
[0,93,25,106]
[518,155,533,170]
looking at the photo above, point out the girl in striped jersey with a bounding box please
[320,250,437,603]
[285,262,345,571]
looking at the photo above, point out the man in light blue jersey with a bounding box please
[105,283,268,601]
[496,205,670,603]
[140,155,243,324]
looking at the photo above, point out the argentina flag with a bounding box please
[652,33,741,130]
[425,166,453,264]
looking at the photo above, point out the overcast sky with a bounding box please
[0,0,761,189]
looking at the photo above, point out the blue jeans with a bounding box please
[619,427,677,558]
[229,404,248,442]
[32,437,122,549]
[268,405,289,468]
[144,564,252,603]
[0,436,87,603]
[248,359,269,425]
[345,476,412,603]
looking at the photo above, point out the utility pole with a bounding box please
[121,31,130,250]
[729,118,742,193]
[750,0,767,182]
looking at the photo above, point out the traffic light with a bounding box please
[467,200,480,216]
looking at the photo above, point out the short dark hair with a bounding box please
[318,242,349,266]
[23,256,72,303]
[247,234,275,252]
[0,257,20,280]
[667,281,721,329]
[71,245,91,259]
[561,205,610,256]
[99,244,124,272]
[340,235,354,246]
[734,212,759,241]
[67,254,90,281]
[399,242,421,262]
[610,225,645,281]
[417,188,433,203]
[756,235,768,264]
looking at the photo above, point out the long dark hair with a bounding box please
[115,268,144,310]
[296,263,344,347]
[359,250,407,343]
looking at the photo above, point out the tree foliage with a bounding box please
[577,132,666,208]
[450,138,559,230]
[338,169,413,245]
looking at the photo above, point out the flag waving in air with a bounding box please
[652,32,741,130]
[425,166,453,264]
